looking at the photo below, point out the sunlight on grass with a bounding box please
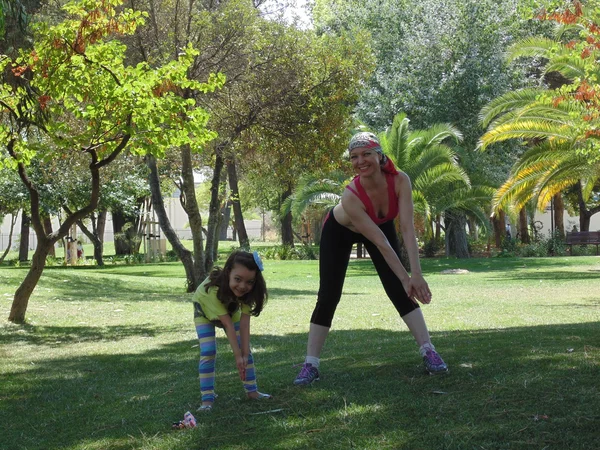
[1,256,599,449]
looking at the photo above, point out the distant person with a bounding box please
[192,250,271,411]
[505,223,512,239]
[77,240,84,259]
[294,132,448,387]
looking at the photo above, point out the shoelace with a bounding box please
[425,350,443,365]
[296,363,314,379]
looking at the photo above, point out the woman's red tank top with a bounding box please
[345,172,399,225]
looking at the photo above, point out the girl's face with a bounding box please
[228,263,256,298]
[349,147,382,176]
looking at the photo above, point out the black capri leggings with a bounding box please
[310,210,419,327]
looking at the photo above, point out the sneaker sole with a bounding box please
[426,368,449,375]
[293,376,320,386]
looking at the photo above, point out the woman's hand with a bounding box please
[408,274,432,304]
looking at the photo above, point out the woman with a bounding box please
[294,132,447,385]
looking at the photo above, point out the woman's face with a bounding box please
[228,263,256,298]
[349,147,382,176]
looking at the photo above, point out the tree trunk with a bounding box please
[227,158,249,249]
[112,209,143,255]
[492,211,505,248]
[43,216,56,257]
[18,211,30,262]
[76,214,104,266]
[553,193,565,237]
[445,211,470,258]
[518,207,530,244]
[180,144,206,286]
[97,210,107,244]
[9,242,52,322]
[575,181,597,232]
[205,148,226,270]
[467,218,478,240]
[435,215,441,242]
[0,214,17,264]
[281,186,294,247]
[146,154,199,291]
[219,201,231,240]
[7,133,130,323]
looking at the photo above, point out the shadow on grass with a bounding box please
[0,323,183,346]
[1,322,598,450]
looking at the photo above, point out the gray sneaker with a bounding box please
[293,363,320,385]
[423,349,448,375]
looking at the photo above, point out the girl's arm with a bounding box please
[396,172,432,304]
[239,312,251,359]
[341,186,412,295]
[218,313,246,380]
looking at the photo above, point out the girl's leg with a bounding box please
[195,321,217,405]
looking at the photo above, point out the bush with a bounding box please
[423,239,441,258]
[262,244,318,260]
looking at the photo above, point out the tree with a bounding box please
[129,0,372,290]
[479,0,600,232]
[0,0,221,323]
[380,113,493,258]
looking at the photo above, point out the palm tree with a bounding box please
[284,113,493,259]
[380,113,493,257]
[280,170,351,220]
[478,16,600,232]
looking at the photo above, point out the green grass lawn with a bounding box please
[1,256,599,449]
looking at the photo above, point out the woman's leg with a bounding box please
[400,308,431,347]
[308,212,356,336]
[362,222,447,373]
[195,320,217,405]
[295,212,355,385]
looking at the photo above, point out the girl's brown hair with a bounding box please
[204,250,267,316]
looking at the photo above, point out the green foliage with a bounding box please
[479,1,600,216]
[280,170,351,219]
[422,238,442,257]
[262,243,319,260]
[1,0,224,171]
[381,112,493,237]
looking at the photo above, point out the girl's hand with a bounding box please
[236,355,247,381]
[408,274,432,304]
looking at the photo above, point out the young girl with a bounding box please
[193,250,271,411]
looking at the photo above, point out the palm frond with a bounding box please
[544,55,586,80]
[479,88,545,128]
[505,37,558,61]
[479,120,575,149]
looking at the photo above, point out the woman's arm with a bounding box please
[341,188,412,294]
[396,172,432,303]
[219,313,246,380]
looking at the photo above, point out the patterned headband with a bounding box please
[348,132,382,153]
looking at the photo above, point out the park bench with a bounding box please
[565,231,600,255]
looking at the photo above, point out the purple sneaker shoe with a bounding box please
[423,349,448,375]
[294,363,320,386]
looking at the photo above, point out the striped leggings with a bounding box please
[195,320,257,402]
